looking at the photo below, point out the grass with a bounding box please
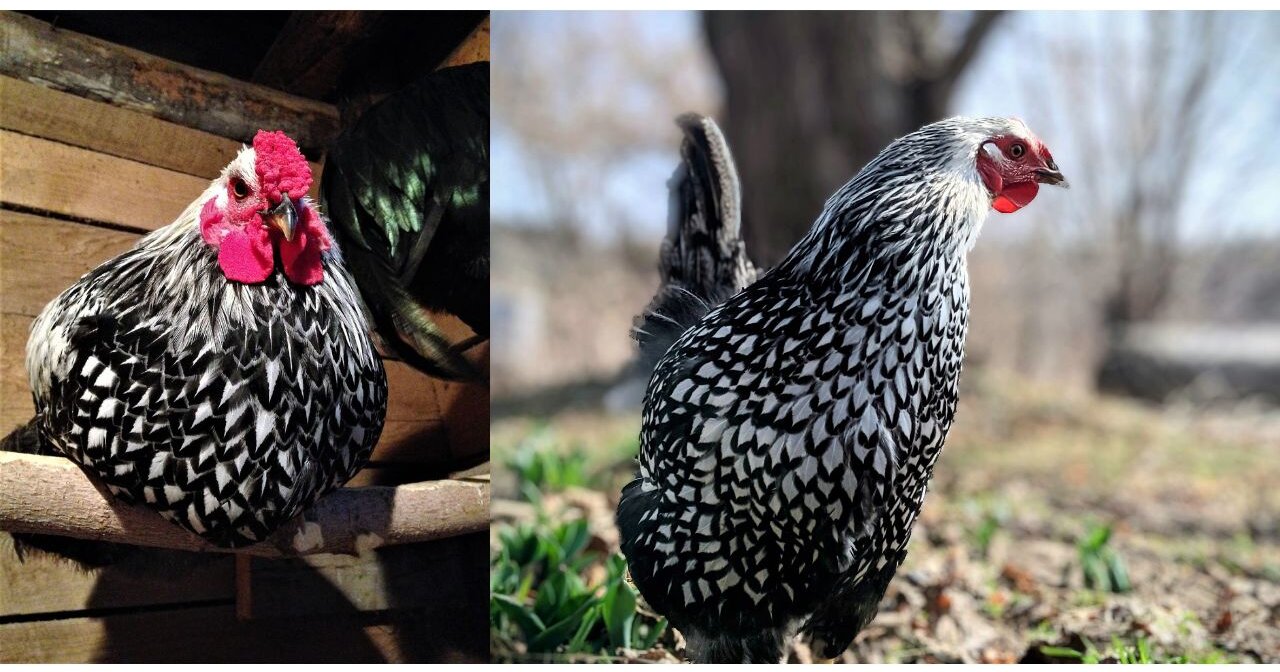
[491,371,1280,663]
[1078,522,1131,593]
[491,513,668,659]
[491,435,667,661]
[1038,635,1237,664]
[503,424,591,501]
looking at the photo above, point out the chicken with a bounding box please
[21,130,387,549]
[617,115,1066,662]
[632,114,758,377]
[321,62,489,381]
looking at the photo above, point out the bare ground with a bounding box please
[491,371,1280,663]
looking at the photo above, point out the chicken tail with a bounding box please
[632,114,757,375]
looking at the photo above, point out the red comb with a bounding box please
[253,130,312,201]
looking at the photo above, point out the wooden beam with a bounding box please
[0,129,209,232]
[0,130,322,232]
[252,11,383,100]
[0,75,244,180]
[245,534,484,619]
[437,15,490,69]
[0,210,140,318]
[0,451,490,558]
[0,11,339,150]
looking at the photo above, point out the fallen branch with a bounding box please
[0,451,489,558]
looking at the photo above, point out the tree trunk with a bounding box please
[703,11,1002,266]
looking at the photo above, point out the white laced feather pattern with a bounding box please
[617,116,1027,662]
[25,145,387,548]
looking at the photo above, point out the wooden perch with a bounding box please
[0,451,489,559]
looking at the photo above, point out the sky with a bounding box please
[492,11,1280,244]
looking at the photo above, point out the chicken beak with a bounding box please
[1035,169,1068,188]
[1036,158,1068,188]
[266,197,298,241]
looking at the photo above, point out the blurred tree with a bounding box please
[492,13,718,236]
[1021,13,1276,337]
[704,11,1003,265]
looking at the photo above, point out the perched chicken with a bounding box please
[618,116,1066,662]
[322,62,489,381]
[22,131,387,549]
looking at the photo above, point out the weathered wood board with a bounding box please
[0,130,210,232]
[0,75,244,180]
[0,604,408,663]
[0,11,341,151]
[0,531,235,619]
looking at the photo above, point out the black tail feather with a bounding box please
[632,114,757,376]
[0,416,54,456]
[683,627,787,663]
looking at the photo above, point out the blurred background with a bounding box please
[489,11,1280,663]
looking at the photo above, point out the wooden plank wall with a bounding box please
[0,12,490,663]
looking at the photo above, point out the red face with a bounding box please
[976,134,1067,214]
[199,130,331,285]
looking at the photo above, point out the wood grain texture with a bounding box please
[0,452,490,558]
[246,533,485,619]
[0,75,243,180]
[0,209,139,317]
[0,130,208,232]
[252,11,384,100]
[1,312,34,433]
[0,531,234,619]
[0,11,340,151]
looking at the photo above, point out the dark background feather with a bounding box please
[323,62,490,381]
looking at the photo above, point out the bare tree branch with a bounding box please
[939,11,1005,87]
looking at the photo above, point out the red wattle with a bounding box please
[992,181,1040,213]
[217,218,274,284]
[279,204,330,286]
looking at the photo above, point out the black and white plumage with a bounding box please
[618,116,1065,662]
[632,114,758,377]
[24,141,387,549]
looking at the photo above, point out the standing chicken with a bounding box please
[322,62,489,381]
[22,130,387,548]
[618,116,1066,662]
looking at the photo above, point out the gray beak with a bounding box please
[266,197,298,241]
[1036,158,1069,188]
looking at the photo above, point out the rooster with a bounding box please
[17,130,387,550]
[618,115,1065,662]
[322,62,489,381]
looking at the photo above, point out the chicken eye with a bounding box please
[1009,143,1026,159]
[231,178,249,199]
